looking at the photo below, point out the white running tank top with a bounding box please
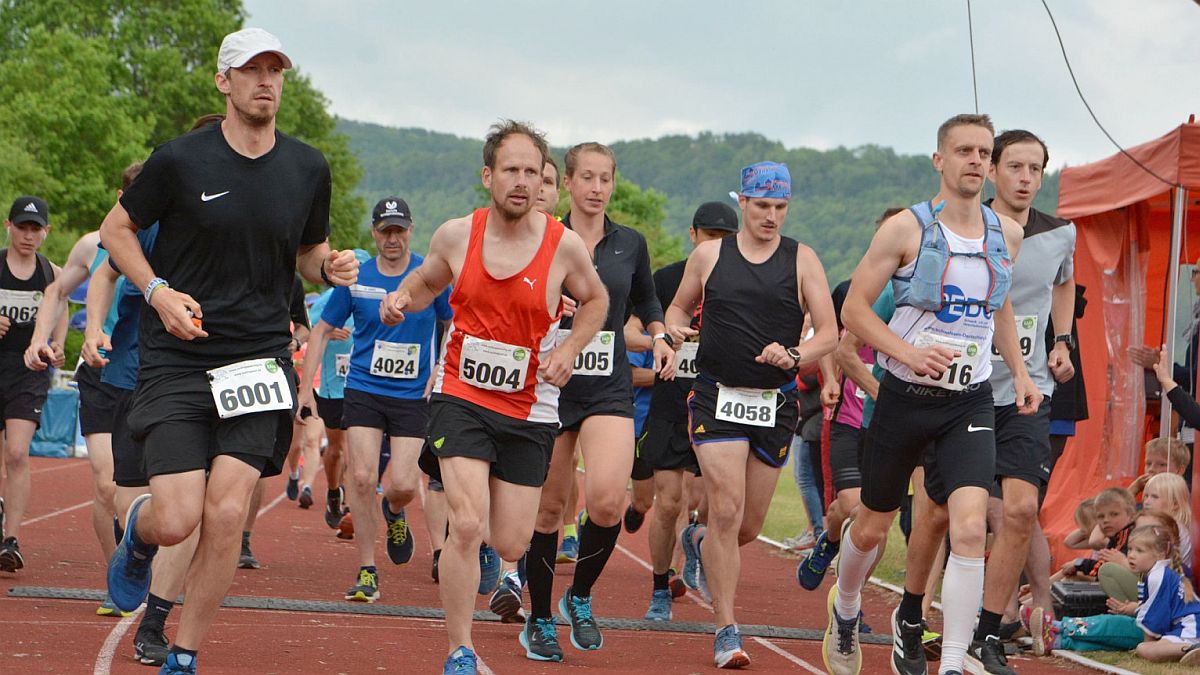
[881,224,995,390]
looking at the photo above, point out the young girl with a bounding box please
[1143,472,1193,564]
[1063,498,1097,550]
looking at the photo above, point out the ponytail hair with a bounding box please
[1130,522,1196,602]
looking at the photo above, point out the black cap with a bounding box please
[8,196,49,227]
[692,201,738,232]
[372,197,413,230]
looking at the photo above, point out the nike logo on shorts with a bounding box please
[201,191,230,202]
[967,424,992,433]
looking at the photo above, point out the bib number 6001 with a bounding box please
[219,381,287,413]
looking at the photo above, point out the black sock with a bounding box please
[653,571,670,591]
[141,593,174,631]
[974,609,1003,642]
[525,530,558,619]
[241,531,251,544]
[327,488,340,499]
[898,590,924,625]
[571,518,621,598]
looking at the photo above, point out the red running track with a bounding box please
[1,457,1093,674]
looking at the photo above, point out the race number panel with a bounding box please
[370,340,420,379]
[0,289,41,324]
[208,358,293,419]
[990,315,1037,362]
[715,384,778,428]
[675,341,699,379]
[335,353,350,379]
[459,336,530,393]
[909,331,983,391]
[556,329,615,376]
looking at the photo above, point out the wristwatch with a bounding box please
[786,346,802,368]
[1054,334,1076,351]
[653,333,674,349]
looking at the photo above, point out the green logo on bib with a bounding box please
[1022,317,1035,330]
[32,291,42,302]
[600,333,612,345]
[265,360,279,374]
[408,345,418,355]
[513,349,527,361]
[965,344,979,357]
[762,391,773,400]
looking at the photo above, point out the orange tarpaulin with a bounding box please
[1050,121,1200,572]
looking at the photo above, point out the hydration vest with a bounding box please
[892,201,1012,313]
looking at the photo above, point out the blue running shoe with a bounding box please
[556,535,579,563]
[519,615,563,662]
[477,544,501,595]
[714,624,750,669]
[159,650,197,674]
[644,588,672,621]
[96,594,132,617]
[443,646,477,675]
[108,493,157,612]
[797,529,840,591]
[558,586,603,650]
[680,522,703,590]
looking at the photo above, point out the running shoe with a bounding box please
[623,503,646,534]
[680,522,703,590]
[519,615,563,662]
[644,588,672,622]
[107,493,157,612]
[1031,610,1058,657]
[286,473,300,500]
[821,585,861,675]
[159,650,197,674]
[134,622,169,665]
[797,528,839,591]
[997,619,1022,641]
[967,635,1016,675]
[442,646,477,675]
[477,544,501,595]
[556,535,578,563]
[669,575,687,599]
[336,512,354,540]
[783,530,818,551]
[298,486,313,509]
[714,624,750,669]
[921,620,942,661]
[324,487,345,529]
[558,586,603,650]
[381,498,414,565]
[238,539,260,570]
[96,594,132,617]
[0,536,24,573]
[889,607,926,675]
[489,573,525,623]
[345,567,380,602]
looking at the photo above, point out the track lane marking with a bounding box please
[22,500,93,526]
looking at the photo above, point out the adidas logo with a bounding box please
[23,202,37,213]
[695,424,706,434]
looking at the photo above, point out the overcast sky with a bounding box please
[245,0,1199,169]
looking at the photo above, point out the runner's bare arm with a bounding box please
[26,232,97,368]
[297,320,333,420]
[298,243,358,287]
[664,239,718,345]
[82,263,118,367]
[793,245,837,364]
[843,212,954,376]
[834,332,880,401]
[540,230,609,387]
[380,218,464,325]
[48,265,68,367]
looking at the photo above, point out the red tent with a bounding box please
[1049,121,1200,571]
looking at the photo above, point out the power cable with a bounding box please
[966,0,979,114]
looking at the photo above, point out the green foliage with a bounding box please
[605,177,683,269]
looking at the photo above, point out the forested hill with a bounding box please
[338,119,1060,284]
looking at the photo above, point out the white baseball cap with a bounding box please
[217,27,293,73]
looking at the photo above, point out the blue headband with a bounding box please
[740,161,791,199]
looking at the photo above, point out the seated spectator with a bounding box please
[1128,436,1190,499]
[1063,498,1098,550]
[1143,473,1193,564]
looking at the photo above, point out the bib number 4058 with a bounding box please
[718,400,771,422]
[461,357,521,391]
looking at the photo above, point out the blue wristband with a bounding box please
[144,277,169,304]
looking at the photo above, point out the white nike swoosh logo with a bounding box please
[967,424,992,433]
[201,191,230,202]
[614,250,624,255]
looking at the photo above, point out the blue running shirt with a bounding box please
[308,287,353,400]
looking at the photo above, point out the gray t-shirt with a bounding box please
[989,206,1076,406]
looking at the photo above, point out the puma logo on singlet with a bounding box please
[522,276,536,290]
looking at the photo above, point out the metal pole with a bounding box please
[1159,187,1187,439]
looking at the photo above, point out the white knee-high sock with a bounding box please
[939,552,985,675]
[833,529,877,620]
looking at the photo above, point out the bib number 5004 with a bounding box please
[461,357,522,391]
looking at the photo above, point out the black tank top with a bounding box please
[696,235,805,389]
[0,251,51,353]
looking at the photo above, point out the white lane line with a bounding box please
[258,491,287,517]
[751,636,824,674]
[32,461,87,475]
[92,606,144,675]
[476,655,496,675]
[22,500,93,526]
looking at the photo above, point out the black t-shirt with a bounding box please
[119,124,330,374]
[648,260,691,422]
[289,275,310,331]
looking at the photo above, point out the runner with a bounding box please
[101,28,358,675]
[827,114,1039,675]
[299,196,452,602]
[524,141,674,659]
[0,195,62,574]
[963,129,1076,674]
[641,201,738,623]
[378,120,609,674]
[667,163,838,668]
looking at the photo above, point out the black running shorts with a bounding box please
[639,416,699,474]
[314,393,345,430]
[420,394,558,488]
[686,378,800,469]
[992,401,1052,488]
[558,393,634,433]
[829,421,864,492]
[861,373,996,511]
[111,387,148,488]
[126,362,297,480]
[342,388,428,439]
[75,362,121,435]
[631,429,654,481]
[0,356,50,428]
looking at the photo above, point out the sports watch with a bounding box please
[1054,334,1076,351]
[653,333,674,349]
[786,346,802,368]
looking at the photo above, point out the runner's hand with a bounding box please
[324,249,359,287]
[150,287,207,340]
[0,314,10,339]
[23,342,55,371]
[82,329,112,367]
[330,326,352,342]
[295,385,316,423]
[561,295,578,318]
[1013,373,1043,415]
[821,378,841,407]
[380,289,410,326]
[667,324,697,348]
[754,342,796,371]
[1128,345,1158,369]
[537,348,574,387]
[653,338,676,380]
[49,341,65,368]
[1047,343,1074,383]
[904,344,957,378]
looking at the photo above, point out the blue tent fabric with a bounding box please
[69,308,87,331]
[30,387,77,458]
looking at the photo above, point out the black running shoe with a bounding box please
[489,574,525,623]
[558,586,603,650]
[298,486,313,509]
[238,540,260,570]
[520,615,564,662]
[324,487,345,529]
[967,635,1016,675]
[890,607,926,675]
[623,503,645,534]
[0,536,24,573]
[286,474,299,500]
[382,498,414,565]
[134,622,169,665]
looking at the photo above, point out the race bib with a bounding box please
[675,341,699,379]
[370,340,420,379]
[208,358,294,419]
[459,336,530,393]
[910,331,983,391]
[715,385,778,428]
[334,353,350,379]
[0,289,41,324]
[556,329,615,376]
[990,315,1038,362]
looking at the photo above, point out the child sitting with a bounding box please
[1128,437,1190,499]
[1063,498,1098,550]
[1055,487,1136,580]
[1143,472,1194,565]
